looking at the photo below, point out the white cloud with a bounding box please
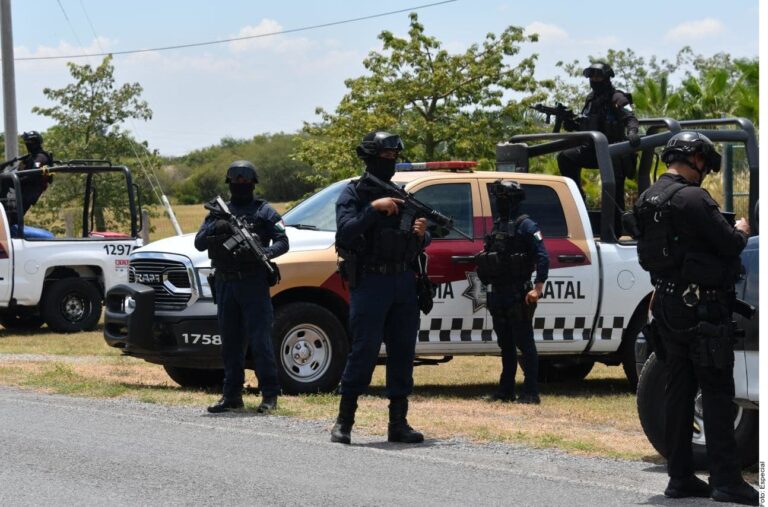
[524,22,569,44]
[228,19,312,54]
[664,18,725,42]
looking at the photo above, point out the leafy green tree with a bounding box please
[30,55,154,231]
[297,13,550,187]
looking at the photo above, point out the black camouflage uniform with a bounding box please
[557,62,640,233]
[631,132,757,505]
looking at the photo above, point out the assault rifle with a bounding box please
[531,102,581,133]
[204,196,279,282]
[362,172,473,241]
[0,155,23,172]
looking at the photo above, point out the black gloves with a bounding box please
[212,219,232,235]
[627,132,641,148]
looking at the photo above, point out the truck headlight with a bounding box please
[196,268,214,299]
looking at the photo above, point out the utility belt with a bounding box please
[360,261,412,275]
[215,269,261,281]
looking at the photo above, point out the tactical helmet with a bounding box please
[582,62,615,79]
[490,179,526,204]
[22,131,43,149]
[225,160,258,183]
[661,131,722,173]
[356,131,404,160]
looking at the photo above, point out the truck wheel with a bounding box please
[620,315,645,392]
[636,353,759,469]
[163,366,224,389]
[0,310,44,331]
[273,302,348,395]
[538,359,594,383]
[41,278,102,333]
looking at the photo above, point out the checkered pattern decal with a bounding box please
[417,315,625,342]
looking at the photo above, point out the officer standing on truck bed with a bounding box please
[0,131,54,224]
[331,130,429,445]
[475,180,549,404]
[629,132,757,505]
[557,62,640,233]
[194,160,289,414]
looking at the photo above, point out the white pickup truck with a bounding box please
[0,161,143,332]
[104,119,757,396]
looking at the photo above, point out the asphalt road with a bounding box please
[0,387,747,506]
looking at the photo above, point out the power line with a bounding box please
[17,0,457,61]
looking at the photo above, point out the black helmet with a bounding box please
[490,179,526,204]
[225,160,258,183]
[22,131,43,149]
[583,62,615,79]
[356,131,404,160]
[661,131,722,173]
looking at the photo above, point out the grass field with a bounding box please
[0,325,657,462]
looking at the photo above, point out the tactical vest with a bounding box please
[581,89,629,143]
[475,215,532,285]
[633,181,687,274]
[343,178,420,265]
[208,200,269,271]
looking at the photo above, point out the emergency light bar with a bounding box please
[395,161,477,172]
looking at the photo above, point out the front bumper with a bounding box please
[104,283,223,368]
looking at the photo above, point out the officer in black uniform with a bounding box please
[1,131,53,223]
[557,62,640,232]
[331,131,429,445]
[194,160,289,414]
[475,180,549,404]
[631,132,756,505]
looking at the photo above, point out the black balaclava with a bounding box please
[590,79,612,94]
[365,157,396,182]
[229,182,255,206]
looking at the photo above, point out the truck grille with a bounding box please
[129,259,192,310]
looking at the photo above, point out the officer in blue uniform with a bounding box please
[331,131,429,445]
[194,160,289,414]
[475,180,549,404]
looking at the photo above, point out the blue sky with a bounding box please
[6,0,760,156]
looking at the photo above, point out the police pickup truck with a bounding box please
[0,161,143,332]
[104,118,757,395]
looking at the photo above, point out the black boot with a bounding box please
[330,395,358,444]
[664,475,711,498]
[711,479,759,506]
[207,396,244,413]
[387,397,424,444]
[256,395,278,414]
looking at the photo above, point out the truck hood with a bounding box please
[133,227,336,267]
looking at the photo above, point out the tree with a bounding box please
[30,55,154,231]
[296,13,550,187]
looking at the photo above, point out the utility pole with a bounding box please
[0,0,17,160]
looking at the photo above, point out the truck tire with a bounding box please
[538,359,594,383]
[0,310,44,331]
[273,302,348,395]
[163,366,224,389]
[636,353,759,469]
[41,278,102,333]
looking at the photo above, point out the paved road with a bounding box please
[0,387,746,506]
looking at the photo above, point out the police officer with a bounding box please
[557,62,640,232]
[475,180,549,404]
[331,131,429,445]
[194,160,289,414]
[1,131,53,222]
[632,132,756,505]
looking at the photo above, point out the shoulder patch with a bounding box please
[533,231,543,242]
[274,220,286,232]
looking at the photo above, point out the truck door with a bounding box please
[481,178,600,353]
[408,178,490,345]
[0,199,13,302]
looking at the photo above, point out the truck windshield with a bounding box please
[283,180,348,232]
